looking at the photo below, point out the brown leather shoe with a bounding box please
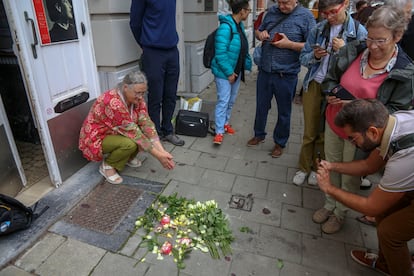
[247,137,265,146]
[271,144,283,158]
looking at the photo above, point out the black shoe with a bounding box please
[163,134,185,146]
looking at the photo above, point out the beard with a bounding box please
[357,138,381,152]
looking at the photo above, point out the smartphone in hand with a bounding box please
[311,43,325,51]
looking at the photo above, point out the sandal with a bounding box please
[126,157,142,168]
[99,162,123,184]
[356,215,376,227]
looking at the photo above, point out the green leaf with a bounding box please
[277,259,284,269]
[239,226,251,233]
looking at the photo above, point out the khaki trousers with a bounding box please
[102,135,138,171]
[298,81,325,172]
[324,123,360,219]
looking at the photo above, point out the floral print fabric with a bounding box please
[79,89,159,161]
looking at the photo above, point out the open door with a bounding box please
[2,0,100,187]
[0,96,27,195]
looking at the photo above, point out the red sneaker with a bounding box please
[350,250,390,276]
[224,124,235,135]
[213,134,223,145]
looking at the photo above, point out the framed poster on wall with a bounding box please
[33,0,78,45]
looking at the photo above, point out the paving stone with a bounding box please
[229,250,281,276]
[199,169,235,192]
[281,204,321,236]
[303,187,325,210]
[267,181,302,206]
[232,175,268,199]
[91,252,148,276]
[0,266,33,276]
[321,217,365,247]
[227,217,260,254]
[279,260,329,276]
[167,164,205,184]
[268,152,299,168]
[256,224,302,261]
[190,136,246,159]
[182,249,231,276]
[170,147,201,165]
[240,197,282,227]
[15,233,66,272]
[359,223,379,250]
[302,234,348,274]
[119,235,142,257]
[162,180,212,203]
[35,238,105,276]
[225,158,257,177]
[256,162,288,182]
[195,153,228,171]
[143,257,184,276]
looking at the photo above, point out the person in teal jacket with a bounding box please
[210,0,252,145]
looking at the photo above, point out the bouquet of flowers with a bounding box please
[133,193,234,273]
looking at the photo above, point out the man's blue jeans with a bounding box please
[253,70,297,147]
[214,76,241,134]
[142,46,180,136]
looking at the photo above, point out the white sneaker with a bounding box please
[360,176,372,190]
[293,171,308,185]
[307,171,318,185]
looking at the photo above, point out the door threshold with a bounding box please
[15,176,54,207]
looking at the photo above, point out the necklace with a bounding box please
[367,58,386,70]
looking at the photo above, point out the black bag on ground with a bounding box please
[175,110,209,137]
[0,194,33,235]
[0,194,48,236]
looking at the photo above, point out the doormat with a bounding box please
[64,181,143,234]
[50,175,165,252]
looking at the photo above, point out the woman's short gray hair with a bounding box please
[366,5,408,36]
[384,0,412,8]
[121,71,147,87]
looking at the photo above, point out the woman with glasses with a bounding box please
[313,5,414,234]
[211,0,252,145]
[79,71,175,184]
[295,0,367,187]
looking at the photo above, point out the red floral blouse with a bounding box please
[79,89,159,161]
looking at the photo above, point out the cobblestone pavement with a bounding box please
[0,68,403,276]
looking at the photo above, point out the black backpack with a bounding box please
[0,194,48,236]
[203,22,232,69]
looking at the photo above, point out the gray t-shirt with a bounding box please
[379,110,414,192]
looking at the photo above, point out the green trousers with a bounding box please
[298,81,325,173]
[102,135,138,171]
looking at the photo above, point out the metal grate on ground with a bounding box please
[64,181,143,234]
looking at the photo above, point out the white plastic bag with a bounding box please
[180,97,202,112]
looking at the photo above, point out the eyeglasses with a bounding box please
[320,2,345,17]
[130,90,146,97]
[366,37,391,46]
[243,8,252,12]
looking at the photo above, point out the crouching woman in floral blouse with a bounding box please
[79,71,175,184]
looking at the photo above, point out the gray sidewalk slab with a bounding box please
[0,68,386,276]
